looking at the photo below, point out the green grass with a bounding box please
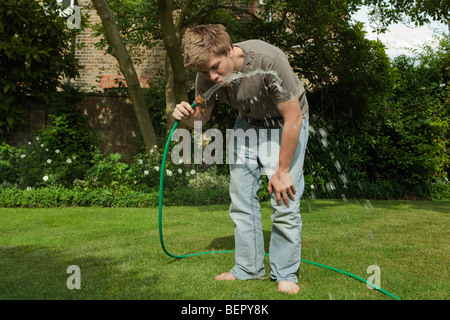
[0,199,448,300]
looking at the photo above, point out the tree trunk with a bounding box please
[91,0,159,156]
[164,53,177,129]
[157,0,189,131]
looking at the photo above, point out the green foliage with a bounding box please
[143,70,169,138]
[362,36,449,187]
[2,0,449,207]
[0,0,82,135]
[0,160,14,183]
[359,0,449,29]
[302,35,449,199]
[5,86,98,189]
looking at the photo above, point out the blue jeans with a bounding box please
[228,116,309,283]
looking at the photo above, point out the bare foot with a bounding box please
[215,272,237,281]
[277,281,300,294]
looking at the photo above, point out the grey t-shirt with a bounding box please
[196,39,309,127]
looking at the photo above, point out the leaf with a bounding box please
[6,116,14,127]
[32,53,41,62]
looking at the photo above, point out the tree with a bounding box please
[94,0,448,127]
[90,0,158,155]
[0,0,79,135]
[156,0,189,128]
[361,0,449,32]
[97,0,250,130]
[362,36,449,187]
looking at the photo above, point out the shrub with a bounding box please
[0,0,82,134]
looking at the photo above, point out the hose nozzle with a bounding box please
[191,94,206,108]
[190,82,224,108]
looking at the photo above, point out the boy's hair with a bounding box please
[182,24,233,71]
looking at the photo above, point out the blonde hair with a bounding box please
[182,24,233,71]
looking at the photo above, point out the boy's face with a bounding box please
[200,45,235,83]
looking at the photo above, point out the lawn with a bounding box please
[0,199,448,300]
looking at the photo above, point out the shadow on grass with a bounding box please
[207,230,272,254]
[0,245,180,300]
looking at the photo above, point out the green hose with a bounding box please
[158,115,402,300]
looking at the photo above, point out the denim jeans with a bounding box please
[228,116,309,283]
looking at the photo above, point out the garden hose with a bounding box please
[157,97,402,300]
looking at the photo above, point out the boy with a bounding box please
[172,24,309,294]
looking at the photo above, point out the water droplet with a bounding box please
[334,160,341,172]
[364,199,373,212]
[338,174,348,185]
[326,182,336,192]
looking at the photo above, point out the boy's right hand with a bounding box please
[173,101,194,121]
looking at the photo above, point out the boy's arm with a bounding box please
[268,95,303,207]
[172,102,214,128]
[173,72,215,127]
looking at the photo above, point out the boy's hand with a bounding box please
[173,101,194,121]
[268,171,296,207]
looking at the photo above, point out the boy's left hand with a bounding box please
[268,171,296,207]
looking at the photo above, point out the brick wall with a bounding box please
[78,94,142,162]
[73,0,166,92]
[6,94,142,163]
[4,98,47,148]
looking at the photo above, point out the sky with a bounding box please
[352,6,448,59]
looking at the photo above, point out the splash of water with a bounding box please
[199,69,294,104]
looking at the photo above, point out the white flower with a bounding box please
[190,170,196,175]
[55,149,60,154]
[20,154,26,158]
[178,159,184,164]
[40,144,44,148]
[35,137,40,141]
[144,170,149,175]
[138,159,143,165]
[26,187,32,191]
[43,175,49,181]
[154,166,160,172]
[66,158,72,164]
[72,156,76,160]
[177,169,183,174]
[311,185,315,189]
[45,148,49,152]
[166,170,173,176]
[28,141,31,145]
[185,172,190,177]
[47,159,52,164]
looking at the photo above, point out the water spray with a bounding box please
[157,71,401,300]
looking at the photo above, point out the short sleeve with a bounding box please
[264,53,302,104]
